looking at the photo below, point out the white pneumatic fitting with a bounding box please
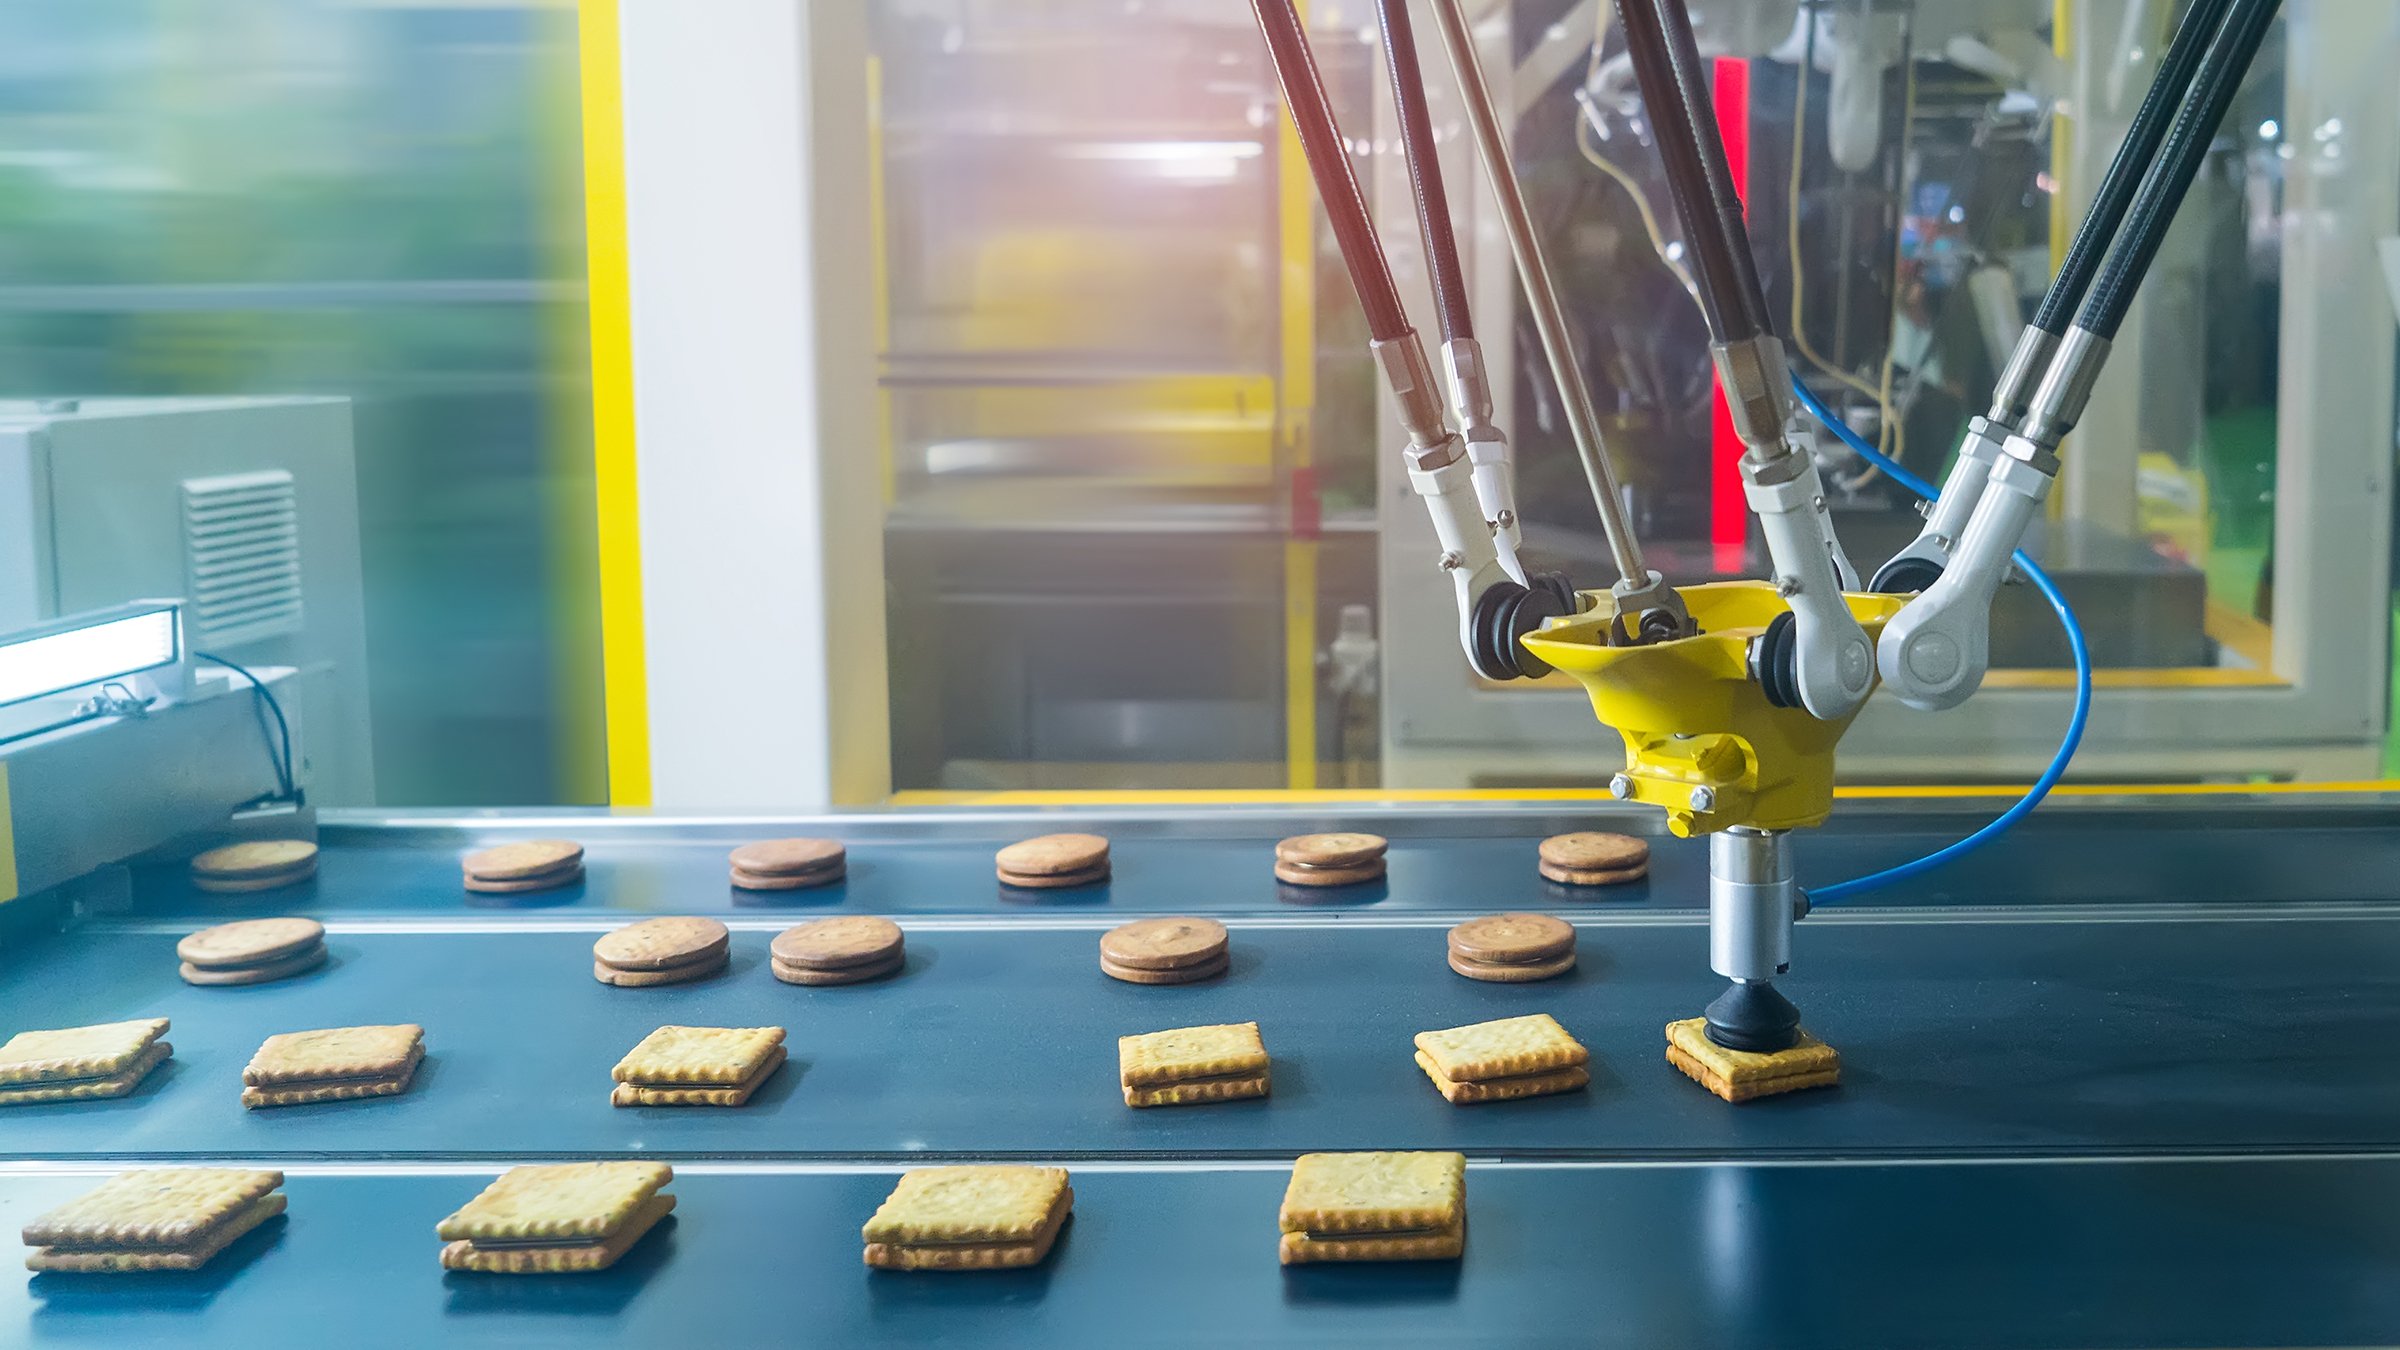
[1877,442,2054,710]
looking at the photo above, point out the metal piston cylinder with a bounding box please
[1709,827,1796,982]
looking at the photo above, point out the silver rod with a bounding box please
[1424,0,1647,590]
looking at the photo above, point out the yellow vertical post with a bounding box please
[2049,0,2074,277]
[868,56,898,508]
[576,0,652,807]
[1279,2,1319,790]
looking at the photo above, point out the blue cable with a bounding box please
[1788,374,2092,903]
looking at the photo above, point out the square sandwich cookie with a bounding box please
[1665,1017,1840,1103]
[1118,1021,1269,1108]
[243,1024,424,1108]
[1278,1151,1466,1264]
[611,1025,786,1106]
[462,839,584,896]
[437,1162,675,1274]
[863,1166,1073,1271]
[593,916,729,987]
[188,840,317,895]
[23,1168,286,1273]
[178,917,328,987]
[1414,1013,1590,1104]
[0,1017,172,1107]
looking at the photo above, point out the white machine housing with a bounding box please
[0,397,373,804]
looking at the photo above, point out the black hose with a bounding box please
[1614,0,1766,343]
[2077,0,2281,339]
[1248,0,1412,343]
[2029,0,2235,334]
[1374,0,1474,345]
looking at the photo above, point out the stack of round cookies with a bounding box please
[996,834,1110,890]
[1446,913,1576,983]
[1100,917,1229,985]
[592,917,729,987]
[188,841,317,895]
[770,916,904,985]
[463,840,585,895]
[1537,832,1649,888]
[178,917,328,986]
[729,838,846,892]
[1273,833,1387,888]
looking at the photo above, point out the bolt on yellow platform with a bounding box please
[1521,581,1908,838]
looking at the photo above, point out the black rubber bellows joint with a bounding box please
[1871,555,1944,596]
[1704,980,1801,1053]
[1749,610,1802,709]
[1467,577,1567,681]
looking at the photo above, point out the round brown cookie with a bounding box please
[593,953,726,987]
[194,862,318,895]
[1101,951,1229,985]
[1540,860,1649,888]
[464,865,583,895]
[177,917,326,970]
[995,863,1111,890]
[1538,832,1649,872]
[728,837,845,878]
[994,833,1110,878]
[462,839,585,883]
[771,916,903,971]
[1272,859,1386,888]
[772,951,904,986]
[1274,832,1388,869]
[190,840,319,881]
[180,944,329,986]
[730,864,844,891]
[593,916,731,972]
[1447,913,1577,965]
[1447,950,1576,983]
[1099,917,1228,972]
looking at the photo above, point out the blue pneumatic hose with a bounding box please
[1788,374,2092,903]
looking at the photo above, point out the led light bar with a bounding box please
[0,602,183,709]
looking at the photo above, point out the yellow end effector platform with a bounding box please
[1521,581,1907,838]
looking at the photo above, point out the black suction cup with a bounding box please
[1704,980,1800,1053]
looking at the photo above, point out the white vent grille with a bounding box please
[181,470,303,646]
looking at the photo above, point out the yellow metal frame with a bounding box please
[1276,5,1318,791]
[1522,582,1907,836]
[577,0,651,807]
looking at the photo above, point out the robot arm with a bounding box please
[1613,0,1873,722]
[1877,0,2282,709]
[1250,0,1581,684]
[1251,0,1698,680]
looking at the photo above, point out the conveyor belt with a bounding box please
[120,808,2400,921]
[11,803,2400,1345]
[7,913,2399,1160]
[4,1159,2399,1348]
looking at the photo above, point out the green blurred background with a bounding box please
[0,0,601,805]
